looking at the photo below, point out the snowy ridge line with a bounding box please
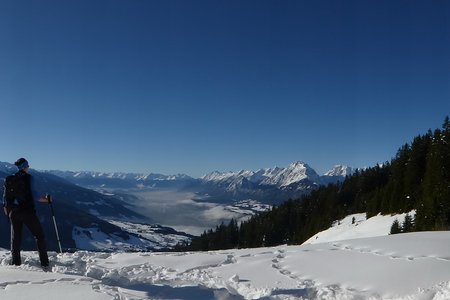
[201,161,352,189]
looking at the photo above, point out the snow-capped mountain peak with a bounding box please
[201,161,327,193]
[259,161,320,187]
[201,170,237,182]
[324,165,353,177]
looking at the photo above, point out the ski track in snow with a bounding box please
[1,233,450,299]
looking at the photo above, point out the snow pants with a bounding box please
[10,209,49,267]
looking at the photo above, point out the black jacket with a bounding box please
[3,170,36,212]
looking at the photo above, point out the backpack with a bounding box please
[3,173,28,208]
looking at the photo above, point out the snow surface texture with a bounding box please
[303,211,416,245]
[1,231,450,299]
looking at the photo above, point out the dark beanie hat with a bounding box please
[14,158,29,170]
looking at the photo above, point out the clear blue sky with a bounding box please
[1,0,449,177]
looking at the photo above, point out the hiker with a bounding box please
[2,158,49,268]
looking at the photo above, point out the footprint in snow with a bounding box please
[56,278,77,282]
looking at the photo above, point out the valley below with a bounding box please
[102,188,271,236]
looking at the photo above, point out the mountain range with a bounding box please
[43,162,353,204]
[201,162,352,190]
[0,160,351,251]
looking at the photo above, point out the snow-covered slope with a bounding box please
[303,210,416,245]
[71,220,193,251]
[1,231,450,299]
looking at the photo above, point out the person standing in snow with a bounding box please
[2,158,49,268]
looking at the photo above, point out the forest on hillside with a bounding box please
[177,117,450,251]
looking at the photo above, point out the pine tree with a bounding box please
[390,219,402,234]
[416,125,450,230]
[404,134,431,210]
[402,213,414,232]
[440,116,450,228]
[179,117,450,251]
[388,144,410,213]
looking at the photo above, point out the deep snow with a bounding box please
[303,211,416,245]
[1,212,449,300]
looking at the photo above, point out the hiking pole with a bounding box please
[42,194,63,253]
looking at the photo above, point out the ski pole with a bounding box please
[43,194,63,253]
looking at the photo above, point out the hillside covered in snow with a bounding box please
[1,229,449,299]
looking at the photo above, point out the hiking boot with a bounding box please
[41,265,51,272]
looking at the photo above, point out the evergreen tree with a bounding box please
[440,116,450,228]
[402,213,414,233]
[390,219,401,234]
[177,117,450,252]
[387,144,410,213]
[416,127,449,230]
[403,134,431,210]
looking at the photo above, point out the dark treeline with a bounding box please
[176,117,450,251]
